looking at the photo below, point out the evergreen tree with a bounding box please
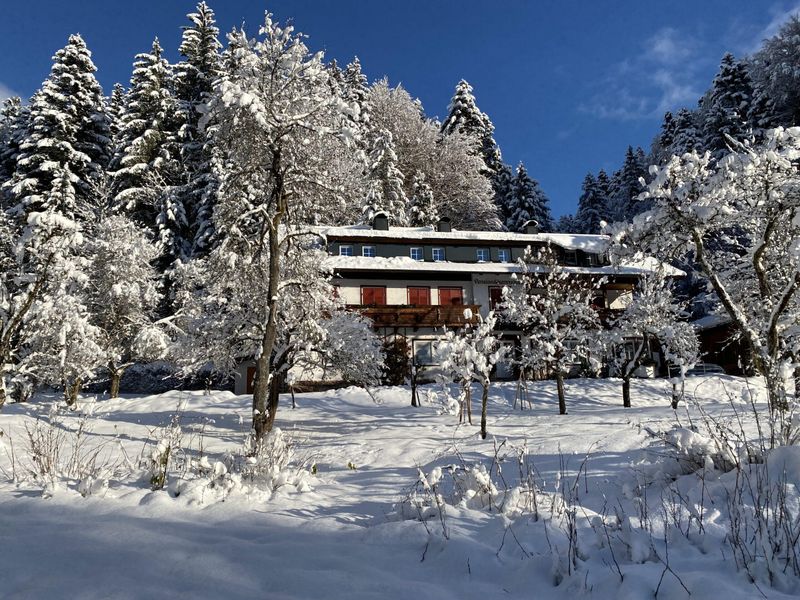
[556,213,578,233]
[700,53,754,158]
[343,56,372,143]
[670,108,700,156]
[174,2,222,257]
[574,172,610,234]
[0,97,27,194]
[751,16,800,126]
[112,39,185,265]
[363,129,409,225]
[505,163,553,232]
[611,146,647,222]
[108,83,126,144]
[409,170,438,227]
[3,34,111,221]
[492,162,514,226]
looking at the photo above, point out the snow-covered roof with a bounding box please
[692,314,733,331]
[325,255,685,277]
[313,225,609,253]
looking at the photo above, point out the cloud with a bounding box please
[579,27,705,121]
[0,82,18,103]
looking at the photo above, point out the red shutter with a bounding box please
[439,287,463,305]
[408,287,431,306]
[361,286,386,305]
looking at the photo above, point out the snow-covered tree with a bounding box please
[670,108,701,156]
[409,170,438,227]
[108,83,126,144]
[505,162,554,232]
[363,129,408,225]
[435,309,505,438]
[0,97,26,190]
[3,34,111,219]
[699,53,754,158]
[574,172,610,234]
[368,80,499,229]
[751,16,800,127]
[610,146,647,223]
[440,80,502,174]
[180,14,367,440]
[174,2,222,257]
[604,271,698,408]
[556,213,578,233]
[500,245,600,414]
[85,214,165,397]
[112,39,185,265]
[611,127,800,436]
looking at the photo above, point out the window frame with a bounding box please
[432,247,446,262]
[413,340,436,366]
[410,247,424,261]
[489,286,504,310]
[498,248,511,263]
[360,285,387,306]
[407,286,431,306]
[362,245,376,258]
[476,248,491,262]
[564,250,578,265]
[439,286,464,306]
[339,245,354,257]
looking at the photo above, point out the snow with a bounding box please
[326,254,684,277]
[1,376,797,599]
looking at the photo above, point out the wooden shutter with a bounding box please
[439,287,463,305]
[408,287,431,306]
[361,286,386,305]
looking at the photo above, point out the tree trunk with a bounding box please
[264,370,284,433]
[410,366,418,407]
[252,351,272,441]
[466,384,473,425]
[0,376,6,411]
[622,376,631,408]
[671,381,684,410]
[109,364,126,399]
[480,379,489,439]
[65,378,81,407]
[556,371,566,415]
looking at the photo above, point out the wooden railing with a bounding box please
[350,304,481,328]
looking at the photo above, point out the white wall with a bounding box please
[336,277,475,305]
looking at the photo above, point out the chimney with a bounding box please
[524,220,540,235]
[372,212,389,231]
[436,217,452,232]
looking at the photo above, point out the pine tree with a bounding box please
[409,170,438,227]
[670,108,700,156]
[611,146,646,222]
[700,53,754,158]
[108,83,126,144]
[574,172,610,234]
[556,213,578,233]
[112,39,186,266]
[492,162,514,226]
[343,57,372,143]
[3,34,111,221]
[363,129,409,225]
[0,97,27,196]
[174,2,222,257]
[505,163,553,232]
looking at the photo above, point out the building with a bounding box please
[315,215,680,384]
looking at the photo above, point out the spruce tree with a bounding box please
[343,57,372,144]
[363,129,408,225]
[670,108,700,156]
[174,2,222,257]
[112,39,185,264]
[0,97,26,194]
[506,163,553,233]
[3,34,111,221]
[108,83,126,144]
[409,171,438,227]
[574,172,610,234]
[701,53,754,158]
[611,146,646,222]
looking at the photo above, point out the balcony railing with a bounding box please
[350,304,481,328]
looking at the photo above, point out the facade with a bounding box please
[315,216,679,385]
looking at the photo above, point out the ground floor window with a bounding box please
[439,286,464,305]
[361,286,387,305]
[413,340,435,365]
[407,286,431,306]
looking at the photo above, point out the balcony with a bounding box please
[350,304,481,329]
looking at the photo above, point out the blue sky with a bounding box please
[1,1,798,216]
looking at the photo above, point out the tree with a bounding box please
[751,16,800,127]
[700,53,754,158]
[2,34,111,218]
[112,39,185,266]
[500,245,600,414]
[671,108,701,157]
[180,13,364,441]
[505,162,554,232]
[363,129,408,225]
[0,97,27,189]
[611,146,647,223]
[174,2,222,258]
[615,127,800,440]
[574,173,610,234]
[409,171,438,227]
[85,214,166,398]
[604,271,698,408]
[435,309,505,438]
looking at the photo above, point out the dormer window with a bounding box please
[498,248,511,263]
[339,245,353,256]
[432,247,445,262]
[564,250,578,265]
[362,245,376,257]
[476,248,490,262]
[410,247,424,261]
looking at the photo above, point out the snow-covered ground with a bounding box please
[1,376,798,599]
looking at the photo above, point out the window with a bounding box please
[414,341,435,366]
[587,253,598,266]
[339,245,353,257]
[564,250,578,265]
[439,287,464,305]
[432,247,445,262]
[489,286,504,310]
[476,248,490,262]
[498,248,511,263]
[362,245,376,257]
[410,247,424,261]
[360,286,386,306]
[407,286,431,306]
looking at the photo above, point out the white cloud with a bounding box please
[580,27,705,121]
[0,82,18,103]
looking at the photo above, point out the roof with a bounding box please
[313,225,609,253]
[692,314,733,331]
[325,255,685,277]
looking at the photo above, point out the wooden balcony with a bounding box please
[351,304,481,329]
